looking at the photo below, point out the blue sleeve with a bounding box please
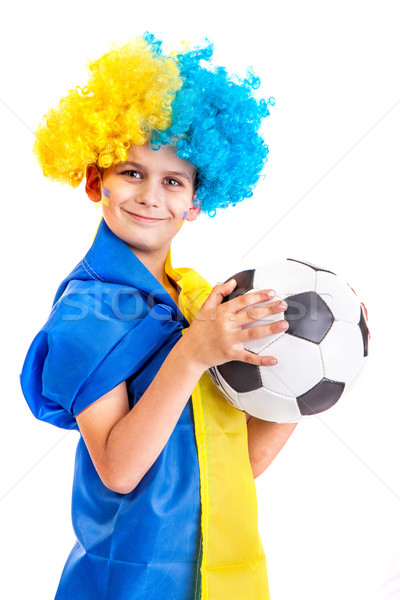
[19,280,178,430]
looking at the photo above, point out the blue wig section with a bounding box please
[143,32,274,219]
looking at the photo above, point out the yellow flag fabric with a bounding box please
[165,249,270,600]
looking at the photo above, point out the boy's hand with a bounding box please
[183,278,287,371]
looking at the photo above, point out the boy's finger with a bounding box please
[360,302,371,339]
[205,279,237,310]
[235,299,285,327]
[361,301,368,321]
[234,350,278,367]
[233,319,288,344]
[226,288,276,314]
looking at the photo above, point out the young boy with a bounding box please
[20,33,297,599]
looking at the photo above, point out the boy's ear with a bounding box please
[85,164,103,203]
[185,196,201,221]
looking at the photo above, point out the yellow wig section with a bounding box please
[33,36,182,187]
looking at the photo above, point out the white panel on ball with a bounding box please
[259,334,323,396]
[254,260,316,299]
[238,387,301,423]
[315,271,361,323]
[320,320,365,382]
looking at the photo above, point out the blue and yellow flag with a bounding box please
[20,218,269,599]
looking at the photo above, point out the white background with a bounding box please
[1,1,399,599]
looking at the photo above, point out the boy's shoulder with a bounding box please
[20,266,182,431]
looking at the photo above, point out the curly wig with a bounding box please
[33,32,274,217]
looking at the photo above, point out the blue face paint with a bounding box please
[182,210,189,220]
[102,185,112,198]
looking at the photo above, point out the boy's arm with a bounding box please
[245,413,297,478]
[76,280,286,494]
[76,336,204,495]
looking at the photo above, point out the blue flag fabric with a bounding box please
[19,218,202,599]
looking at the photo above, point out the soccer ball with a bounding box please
[207,258,369,423]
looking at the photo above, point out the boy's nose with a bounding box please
[135,180,162,207]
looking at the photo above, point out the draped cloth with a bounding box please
[20,217,270,599]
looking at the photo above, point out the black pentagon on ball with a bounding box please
[285,291,334,344]
[297,377,345,415]
[221,269,256,304]
[217,360,262,393]
[287,258,336,275]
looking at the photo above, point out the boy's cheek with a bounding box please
[173,210,190,230]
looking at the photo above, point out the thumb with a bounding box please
[205,278,237,310]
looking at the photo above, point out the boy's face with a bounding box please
[86,141,201,262]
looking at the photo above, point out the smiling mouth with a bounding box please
[125,211,165,223]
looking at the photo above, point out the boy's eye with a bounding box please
[165,178,181,187]
[122,169,141,179]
